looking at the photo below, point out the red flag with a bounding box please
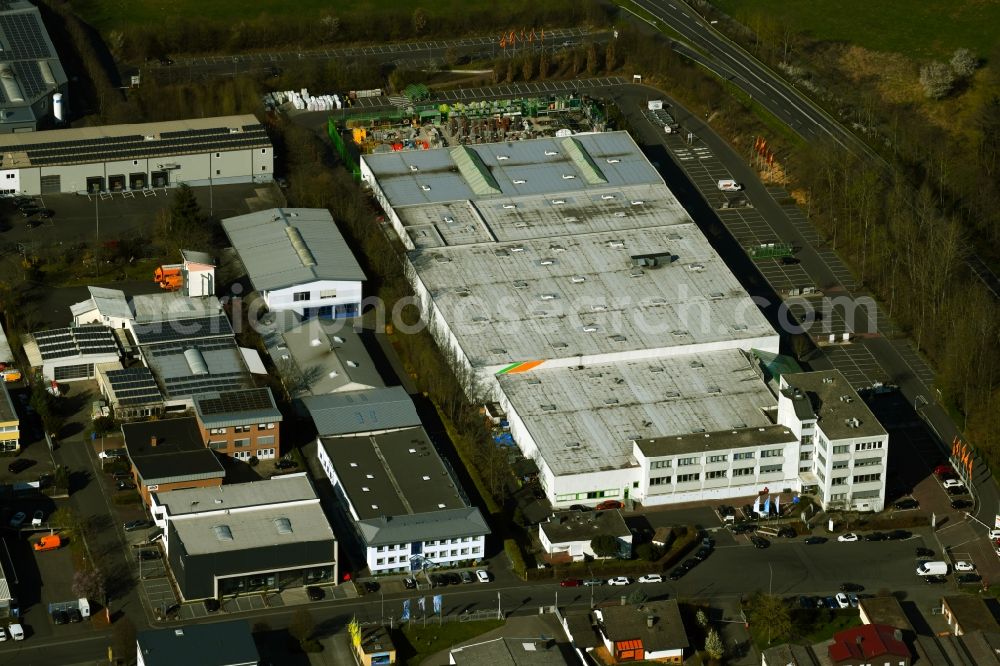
[767,153,775,166]
[500,37,506,49]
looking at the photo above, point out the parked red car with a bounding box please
[934,464,955,477]
[595,500,624,511]
[560,579,583,588]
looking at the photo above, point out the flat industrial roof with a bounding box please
[173,500,335,556]
[70,287,132,321]
[143,337,250,400]
[320,426,467,520]
[635,424,796,458]
[781,370,886,440]
[497,349,777,476]
[362,132,664,207]
[268,317,384,396]
[131,293,222,323]
[0,115,268,168]
[221,208,366,292]
[540,509,630,544]
[303,386,419,436]
[137,620,259,666]
[395,182,690,249]
[192,387,282,427]
[155,473,316,517]
[410,223,776,370]
[122,417,225,484]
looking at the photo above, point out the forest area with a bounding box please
[693,0,1000,466]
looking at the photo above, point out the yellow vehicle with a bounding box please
[0,368,21,383]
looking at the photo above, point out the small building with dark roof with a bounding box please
[136,619,259,666]
[97,364,164,421]
[155,473,337,601]
[450,637,572,665]
[942,595,1000,636]
[761,644,820,665]
[122,417,225,505]
[317,425,488,574]
[828,623,911,665]
[859,595,914,633]
[192,387,283,461]
[539,510,632,562]
[593,600,689,663]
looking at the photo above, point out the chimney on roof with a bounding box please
[646,615,656,628]
[856,634,863,646]
[150,435,158,447]
[894,629,902,641]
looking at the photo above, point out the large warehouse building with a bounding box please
[360,132,888,511]
[0,0,68,134]
[0,114,272,195]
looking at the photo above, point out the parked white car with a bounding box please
[955,561,976,572]
[943,479,964,489]
[638,574,663,584]
[989,529,1000,541]
[31,510,43,527]
[8,623,23,641]
[837,533,859,543]
[607,577,632,586]
[0,626,6,641]
[835,592,850,609]
[475,569,491,583]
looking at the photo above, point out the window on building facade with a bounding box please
[799,451,812,461]
[677,456,699,466]
[833,444,850,454]
[208,441,227,450]
[258,423,275,430]
[760,449,782,458]
[293,291,310,302]
[733,452,754,460]
[706,470,727,479]
[832,461,848,470]
[855,441,884,451]
[707,454,728,463]
[649,476,671,486]
[677,472,700,483]
[257,436,275,446]
[831,476,847,485]
[234,425,251,433]
[853,473,881,484]
[210,427,227,435]
[320,289,337,299]
[854,457,881,467]
[732,467,754,477]
[651,460,671,469]
[801,435,813,445]
[831,493,847,501]
[760,464,783,474]
[233,438,250,448]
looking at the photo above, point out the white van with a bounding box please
[8,623,24,640]
[717,179,742,192]
[916,561,949,576]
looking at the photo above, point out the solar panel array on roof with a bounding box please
[7,123,269,167]
[105,366,162,406]
[197,387,274,416]
[33,325,118,360]
[132,315,233,346]
[145,338,235,357]
[12,61,44,98]
[163,371,246,397]
[0,12,51,59]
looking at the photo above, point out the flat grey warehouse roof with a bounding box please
[410,223,776,369]
[303,386,419,436]
[362,132,664,207]
[222,208,366,292]
[154,473,316,517]
[172,501,335,555]
[781,370,886,440]
[320,426,467,520]
[499,349,777,476]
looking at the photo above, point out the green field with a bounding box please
[712,0,1000,59]
[72,0,528,32]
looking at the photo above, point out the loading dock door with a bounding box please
[151,170,168,187]
[85,176,104,193]
[40,174,60,194]
[129,173,146,190]
[108,174,125,191]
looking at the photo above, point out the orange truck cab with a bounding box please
[33,534,61,551]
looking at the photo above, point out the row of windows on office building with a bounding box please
[650,464,785,485]
[208,423,276,435]
[376,545,481,566]
[649,448,784,470]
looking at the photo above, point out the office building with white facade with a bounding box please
[222,208,365,320]
[0,114,271,194]
[317,425,489,575]
[777,370,889,511]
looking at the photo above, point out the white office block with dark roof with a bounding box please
[151,473,337,601]
[0,114,271,194]
[0,0,67,135]
[317,425,488,574]
[221,208,366,319]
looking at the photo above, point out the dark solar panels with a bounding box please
[132,315,233,346]
[163,372,247,398]
[197,388,274,416]
[0,12,52,60]
[106,367,162,406]
[12,61,46,98]
[34,325,118,360]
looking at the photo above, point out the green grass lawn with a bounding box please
[397,619,504,664]
[72,0,518,32]
[712,0,1000,59]
[751,607,861,650]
